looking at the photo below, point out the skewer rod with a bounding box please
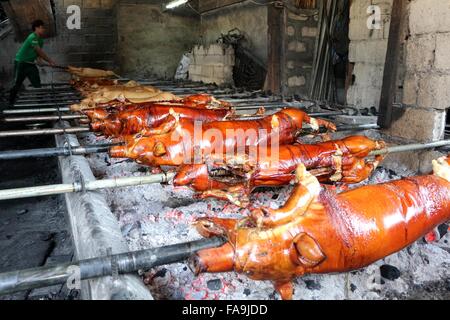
[370,140,450,156]
[0,144,116,160]
[3,114,86,122]
[3,107,71,114]
[0,172,175,201]
[0,237,225,295]
[0,127,90,138]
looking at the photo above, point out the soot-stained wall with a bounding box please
[117,2,200,79]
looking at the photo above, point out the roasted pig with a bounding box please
[190,155,450,300]
[109,108,337,167]
[173,136,385,206]
[70,85,180,111]
[67,66,118,78]
[89,104,233,137]
[81,94,233,123]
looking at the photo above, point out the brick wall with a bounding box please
[346,0,392,109]
[284,9,319,96]
[188,44,235,85]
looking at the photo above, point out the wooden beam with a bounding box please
[378,0,408,129]
[266,3,284,94]
[2,0,56,42]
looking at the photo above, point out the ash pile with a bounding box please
[79,131,450,300]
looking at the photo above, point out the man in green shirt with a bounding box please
[9,19,56,105]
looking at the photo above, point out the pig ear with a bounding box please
[291,233,326,267]
[153,142,167,157]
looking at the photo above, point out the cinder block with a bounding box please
[351,62,384,88]
[287,41,306,52]
[301,26,318,37]
[349,0,372,19]
[409,0,450,35]
[201,65,215,78]
[349,15,390,41]
[346,83,382,109]
[417,74,450,110]
[188,64,202,76]
[388,107,446,142]
[348,39,387,64]
[435,32,450,70]
[83,0,101,9]
[402,73,419,106]
[405,34,436,72]
[286,26,295,36]
[287,76,306,87]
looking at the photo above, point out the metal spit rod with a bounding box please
[0,237,225,295]
[12,101,80,108]
[0,143,119,160]
[0,127,90,138]
[370,140,450,156]
[3,114,86,123]
[0,172,176,201]
[3,107,71,114]
[0,140,449,201]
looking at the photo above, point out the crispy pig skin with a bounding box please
[173,136,385,205]
[191,156,450,299]
[109,108,336,167]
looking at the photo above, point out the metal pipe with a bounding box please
[0,143,118,160]
[13,101,78,108]
[3,107,71,114]
[0,127,90,138]
[14,97,81,104]
[370,140,450,156]
[0,172,176,201]
[0,237,225,295]
[3,114,86,122]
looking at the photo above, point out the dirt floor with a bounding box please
[0,98,78,300]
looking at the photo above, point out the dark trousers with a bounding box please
[9,61,41,105]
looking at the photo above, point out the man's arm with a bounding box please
[34,46,55,66]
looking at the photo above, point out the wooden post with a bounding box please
[378,0,407,129]
[266,3,285,94]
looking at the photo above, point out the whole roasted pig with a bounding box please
[81,94,233,123]
[71,85,179,111]
[190,155,450,299]
[173,136,385,206]
[67,66,118,78]
[89,104,233,137]
[109,108,337,167]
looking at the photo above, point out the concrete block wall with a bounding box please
[42,0,118,82]
[388,0,449,144]
[347,0,392,109]
[284,9,319,96]
[188,44,235,85]
[200,3,268,66]
[117,2,200,79]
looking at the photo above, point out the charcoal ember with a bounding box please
[243,288,251,296]
[303,279,321,290]
[350,283,357,292]
[380,264,401,281]
[438,223,449,238]
[207,279,222,291]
